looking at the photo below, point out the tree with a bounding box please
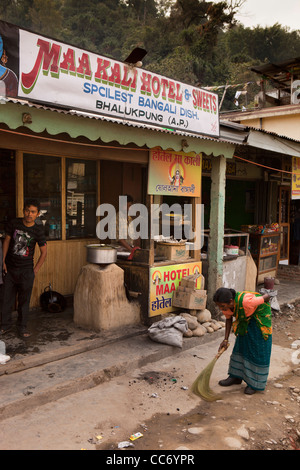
[225,23,300,64]
[125,0,158,24]
[1,0,38,29]
[164,1,238,86]
[169,0,211,29]
[29,0,63,37]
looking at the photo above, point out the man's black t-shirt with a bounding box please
[5,218,47,269]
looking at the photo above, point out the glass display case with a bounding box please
[249,232,280,282]
[66,159,97,239]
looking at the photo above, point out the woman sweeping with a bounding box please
[213,288,272,395]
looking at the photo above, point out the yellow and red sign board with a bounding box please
[292,156,300,200]
[149,261,202,317]
[148,149,201,197]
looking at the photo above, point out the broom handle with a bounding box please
[215,346,226,359]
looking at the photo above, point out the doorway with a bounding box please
[0,149,16,235]
[278,186,290,264]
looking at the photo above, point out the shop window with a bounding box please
[0,149,16,236]
[66,159,97,239]
[24,154,61,240]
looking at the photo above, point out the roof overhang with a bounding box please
[250,57,300,92]
[247,129,300,157]
[1,98,300,160]
[0,98,236,158]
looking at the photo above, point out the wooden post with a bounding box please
[148,194,154,265]
[207,155,226,315]
[260,79,266,108]
[191,196,201,261]
[97,160,101,207]
[15,150,23,217]
[61,157,66,240]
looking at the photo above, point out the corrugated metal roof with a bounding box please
[2,97,242,147]
[221,107,300,144]
[251,57,300,91]
[3,97,300,157]
[247,129,300,158]
[246,124,300,144]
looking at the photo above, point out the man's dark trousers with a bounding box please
[1,267,35,332]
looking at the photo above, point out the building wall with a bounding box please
[277,264,300,281]
[259,114,300,141]
[223,106,300,141]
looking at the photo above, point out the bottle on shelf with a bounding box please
[49,216,57,239]
[56,218,61,239]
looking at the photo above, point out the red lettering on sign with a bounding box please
[140,72,152,94]
[108,62,121,86]
[94,58,111,83]
[77,53,92,78]
[60,48,76,74]
[21,39,61,92]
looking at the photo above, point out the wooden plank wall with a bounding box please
[31,239,97,308]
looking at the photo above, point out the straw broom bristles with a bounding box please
[190,347,226,402]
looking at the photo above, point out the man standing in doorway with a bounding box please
[1,199,47,338]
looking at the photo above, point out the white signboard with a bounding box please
[17,29,219,137]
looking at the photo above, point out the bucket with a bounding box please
[225,245,239,256]
[264,277,275,290]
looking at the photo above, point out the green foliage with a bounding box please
[225,23,300,64]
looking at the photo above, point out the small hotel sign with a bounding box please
[148,149,201,197]
[292,156,300,200]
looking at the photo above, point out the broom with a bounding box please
[190,347,226,402]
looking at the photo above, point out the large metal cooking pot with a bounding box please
[86,244,117,264]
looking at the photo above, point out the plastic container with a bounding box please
[264,277,275,290]
[225,245,239,255]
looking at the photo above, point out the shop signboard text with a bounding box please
[0,20,219,138]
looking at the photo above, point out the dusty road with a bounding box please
[0,304,299,451]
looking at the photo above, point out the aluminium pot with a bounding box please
[86,244,117,264]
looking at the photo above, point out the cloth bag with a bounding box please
[148,315,188,348]
[259,288,280,312]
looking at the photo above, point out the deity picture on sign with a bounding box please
[152,270,162,285]
[169,161,185,187]
[0,34,18,98]
[193,265,201,275]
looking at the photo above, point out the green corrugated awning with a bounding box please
[0,99,236,158]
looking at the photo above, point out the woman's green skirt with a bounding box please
[228,317,272,391]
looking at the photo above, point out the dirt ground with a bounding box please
[97,302,300,452]
[0,302,299,451]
